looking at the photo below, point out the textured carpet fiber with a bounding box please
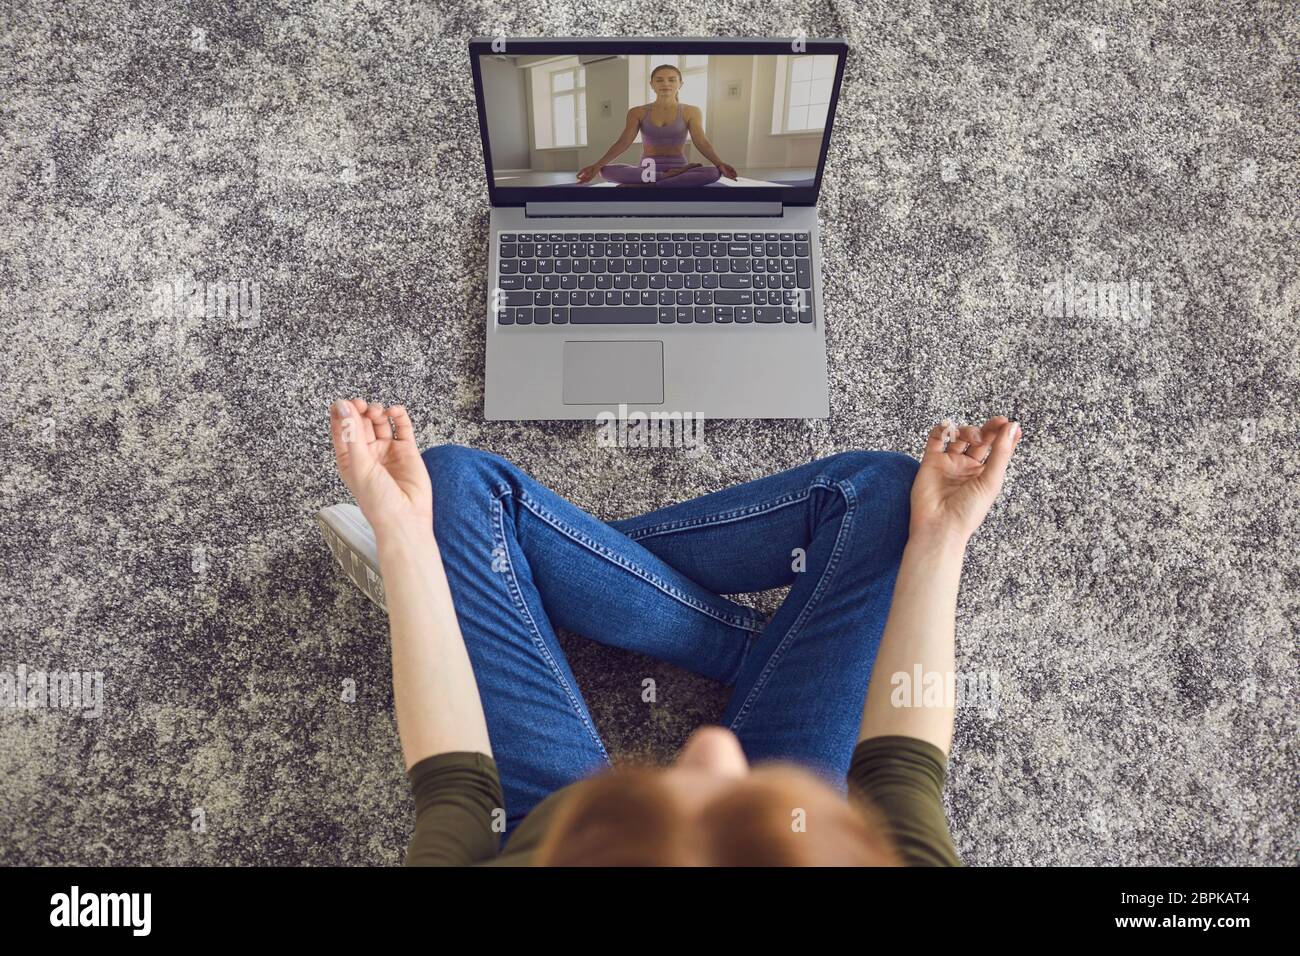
[1,1,1295,865]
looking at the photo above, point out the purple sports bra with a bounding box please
[640,103,688,148]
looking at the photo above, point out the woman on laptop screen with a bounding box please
[576,63,739,187]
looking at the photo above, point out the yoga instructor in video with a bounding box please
[576,63,739,188]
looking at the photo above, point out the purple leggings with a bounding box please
[600,154,723,187]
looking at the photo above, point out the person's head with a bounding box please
[533,726,903,865]
[649,64,683,101]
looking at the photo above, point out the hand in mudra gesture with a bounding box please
[329,398,432,537]
[909,417,1022,546]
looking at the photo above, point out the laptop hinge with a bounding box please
[525,201,784,219]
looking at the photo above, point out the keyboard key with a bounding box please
[755,306,782,323]
[720,275,753,288]
[694,307,714,323]
[675,307,692,323]
[570,307,658,324]
[735,306,753,323]
[796,261,811,288]
[516,308,533,325]
[658,307,674,323]
[715,290,752,304]
[498,308,515,326]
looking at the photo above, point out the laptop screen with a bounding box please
[470,38,846,207]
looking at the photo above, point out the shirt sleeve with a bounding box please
[847,735,963,866]
[403,751,505,866]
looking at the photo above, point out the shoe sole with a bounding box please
[315,504,386,612]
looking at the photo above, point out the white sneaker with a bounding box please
[315,504,386,611]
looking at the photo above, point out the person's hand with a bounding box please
[329,398,432,538]
[909,417,1022,547]
[717,162,738,180]
[576,163,601,183]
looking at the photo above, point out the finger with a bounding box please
[367,401,394,440]
[978,419,1021,488]
[330,399,373,474]
[970,416,1009,463]
[947,424,983,457]
[388,405,417,443]
[959,425,992,462]
[349,397,377,443]
[328,400,350,460]
[923,421,955,458]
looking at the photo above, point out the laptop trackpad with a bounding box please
[562,341,664,405]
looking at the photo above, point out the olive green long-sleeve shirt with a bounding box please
[404,734,962,866]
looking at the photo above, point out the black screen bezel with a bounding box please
[469,36,849,208]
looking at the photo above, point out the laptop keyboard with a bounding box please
[493,231,814,326]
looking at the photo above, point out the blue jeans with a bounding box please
[422,444,920,845]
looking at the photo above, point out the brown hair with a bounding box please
[533,758,903,866]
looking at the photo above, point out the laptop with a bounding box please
[470,37,848,420]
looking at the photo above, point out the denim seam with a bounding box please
[516,489,765,634]
[492,491,610,760]
[727,477,858,734]
[619,485,825,541]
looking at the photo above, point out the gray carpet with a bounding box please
[2,2,1295,865]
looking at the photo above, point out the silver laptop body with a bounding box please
[472,38,847,421]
